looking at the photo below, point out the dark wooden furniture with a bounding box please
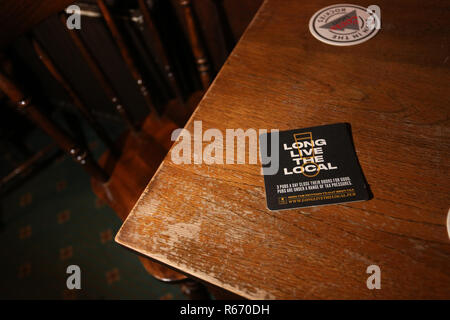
[0,52,198,285]
[32,38,119,156]
[0,143,57,192]
[0,66,109,183]
[0,0,75,47]
[116,0,450,299]
[1,0,262,297]
[59,12,138,133]
[178,0,213,89]
[138,0,185,107]
[91,0,200,284]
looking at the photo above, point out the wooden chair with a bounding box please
[0,52,206,296]
[91,0,205,285]
[0,0,237,298]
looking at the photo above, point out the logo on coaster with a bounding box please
[309,4,380,46]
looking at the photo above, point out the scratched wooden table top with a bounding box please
[116,0,450,299]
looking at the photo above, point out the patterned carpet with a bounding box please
[0,124,186,300]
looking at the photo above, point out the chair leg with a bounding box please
[180,279,211,300]
[31,38,120,157]
[59,13,139,133]
[178,0,213,89]
[0,67,109,183]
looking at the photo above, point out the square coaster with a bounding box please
[260,123,370,211]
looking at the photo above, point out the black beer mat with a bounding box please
[260,123,370,211]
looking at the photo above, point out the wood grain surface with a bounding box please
[116,0,450,299]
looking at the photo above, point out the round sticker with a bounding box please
[309,4,380,46]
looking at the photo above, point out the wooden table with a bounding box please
[116,0,450,299]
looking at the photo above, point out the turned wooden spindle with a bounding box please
[0,143,56,188]
[210,0,236,54]
[96,0,157,116]
[137,0,185,107]
[31,38,119,157]
[59,13,139,133]
[0,70,109,183]
[179,0,212,89]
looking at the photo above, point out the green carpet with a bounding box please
[0,124,186,300]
